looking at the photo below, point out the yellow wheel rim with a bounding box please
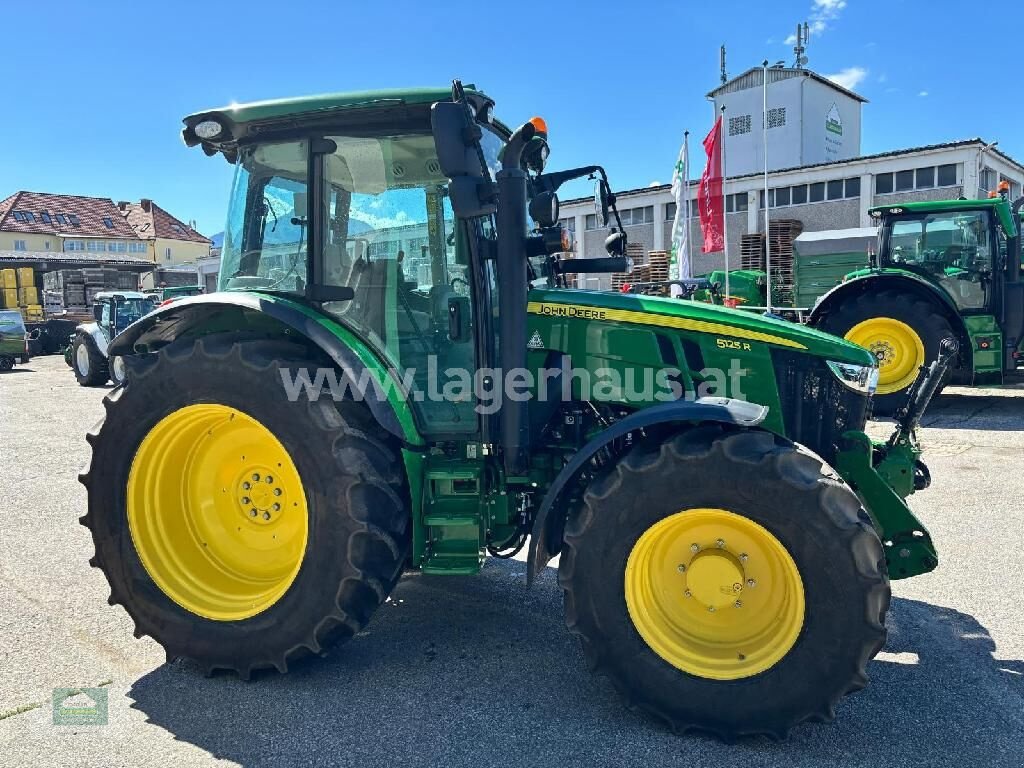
[624,509,804,680]
[845,317,925,395]
[127,404,308,621]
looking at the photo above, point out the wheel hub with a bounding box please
[238,469,285,525]
[685,550,744,609]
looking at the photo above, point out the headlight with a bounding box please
[826,360,879,394]
[194,120,224,139]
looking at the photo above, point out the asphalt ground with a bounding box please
[1,355,1022,767]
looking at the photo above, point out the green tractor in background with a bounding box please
[81,82,954,738]
[809,195,1024,414]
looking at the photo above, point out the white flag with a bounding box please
[670,135,691,279]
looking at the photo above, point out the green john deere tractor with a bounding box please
[81,82,951,738]
[810,195,1024,415]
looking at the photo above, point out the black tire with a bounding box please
[817,289,955,416]
[559,425,889,739]
[0,356,13,372]
[79,335,411,678]
[108,354,127,387]
[72,334,109,386]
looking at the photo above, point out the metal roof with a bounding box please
[706,67,868,104]
[0,250,156,271]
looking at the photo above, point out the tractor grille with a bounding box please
[771,350,871,465]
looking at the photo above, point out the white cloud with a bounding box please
[648,181,662,187]
[919,90,929,97]
[825,66,868,91]
[784,0,846,44]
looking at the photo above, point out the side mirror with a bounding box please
[594,179,610,227]
[431,101,496,219]
[605,230,627,257]
[529,191,560,228]
[292,191,307,219]
[93,304,104,322]
[523,136,549,174]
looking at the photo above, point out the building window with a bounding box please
[665,202,677,220]
[128,242,147,253]
[585,213,598,230]
[115,241,127,252]
[557,217,575,232]
[13,240,26,251]
[55,214,69,225]
[916,167,935,189]
[774,187,790,207]
[845,177,861,198]
[102,217,115,228]
[64,241,85,251]
[12,211,36,223]
[809,182,825,202]
[728,115,752,136]
[45,240,51,251]
[165,247,172,260]
[171,223,184,234]
[1000,175,1021,199]
[937,164,957,187]
[68,214,80,226]
[767,107,786,129]
[875,173,894,194]
[826,180,844,201]
[894,170,914,192]
[40,212,52,224]
[790,184,808,205]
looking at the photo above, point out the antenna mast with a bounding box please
[720,45,728,84]
[793,22,810,69]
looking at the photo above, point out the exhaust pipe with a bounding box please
[496,121,537,475]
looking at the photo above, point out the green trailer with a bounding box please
[80,81,952,738]
[0,310,29,371]
[792,227,875,309]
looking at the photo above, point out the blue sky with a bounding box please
[3,0,1021,237]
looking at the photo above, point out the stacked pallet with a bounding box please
[626,241,646,266]
[0,269,17,309]
[740,234,766,271]
[767,219,802,307]
[647,251,670,282]
[44,269,87,311]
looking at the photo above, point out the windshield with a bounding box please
[116,298,155,326]
[886,211,992,273]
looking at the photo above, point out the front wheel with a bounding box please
[0,356,14,372]
[559,425,889,738]
[108,355,127,386]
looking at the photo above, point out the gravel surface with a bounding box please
[1,355,1022,767]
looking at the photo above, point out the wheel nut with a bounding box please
[708,606,716,613]
[690,543,700,553]
[747,578,756,588]
[263,512,271,521]
[739,552,748,562]
[677,564,686,572]
[734,600,743,608]
[684,590,692,598]
[242,481,251,490]
[265,475,274,484]
[715,538,726,549]
[249,509,257,517]
[272,503,280,511]
[252,473,261,482]
[241,496,250,505]
[273,488,283,497]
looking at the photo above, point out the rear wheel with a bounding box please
[0,356,14,371]
[818,290,954,416]
[80,335,410,677]
[559,426,889,738]
[72,334,108,386]
[109,355,127,386]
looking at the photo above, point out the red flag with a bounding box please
[698,116,724,253]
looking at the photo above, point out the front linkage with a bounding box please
[835,339,958,579]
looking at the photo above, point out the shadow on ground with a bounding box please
[127,560,1023,768]
[919,392,1024,431]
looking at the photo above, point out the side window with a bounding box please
[316,134,478,436]
[100,302,112,328]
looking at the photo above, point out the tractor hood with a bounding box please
[527,287,875,366]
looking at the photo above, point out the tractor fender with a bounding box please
[525,397,769,585]
[75,322,109,357]
[108,292,422,446]
[807,272,971,364]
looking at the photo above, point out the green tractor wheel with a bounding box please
[79,335,410,677]
[817,290,955,416]
[559,425,889,739]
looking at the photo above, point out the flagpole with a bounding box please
[683,130,692,279]
[762,60,772,314]
[720,104,729,302]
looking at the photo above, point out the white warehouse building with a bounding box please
[558,66,1024,289]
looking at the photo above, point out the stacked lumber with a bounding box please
[740,234,766,270]
[767,219,802,307]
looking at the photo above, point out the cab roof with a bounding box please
[869,198,1017,235]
